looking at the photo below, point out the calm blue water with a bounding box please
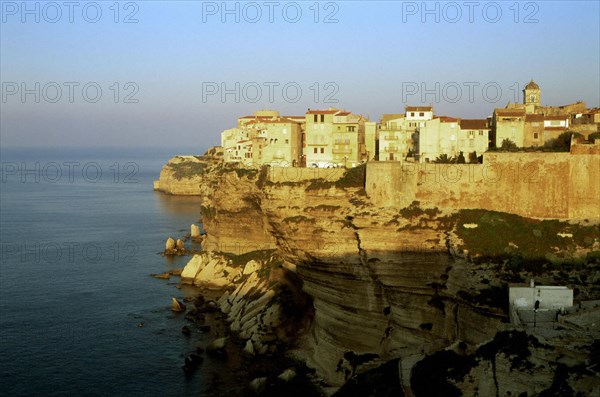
[0,147,214,396]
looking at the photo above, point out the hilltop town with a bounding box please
[153,80,600,396]
[220,80,600,168]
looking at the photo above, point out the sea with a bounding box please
[0,147,226,397]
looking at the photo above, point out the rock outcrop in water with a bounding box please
[159,149,600,394]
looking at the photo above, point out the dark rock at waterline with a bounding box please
[206,337,228,355]
[199,325,211,333]
[171,297,186,312]
[334,358,404,397]
[182,353,204,378]
[182,326,191,336]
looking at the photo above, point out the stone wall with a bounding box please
[268,166,344,183]
[366,146,600,220]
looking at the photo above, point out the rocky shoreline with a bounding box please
[157,239,323,396]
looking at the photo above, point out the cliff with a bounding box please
[158,150,600,394]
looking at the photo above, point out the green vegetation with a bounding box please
[170,161,206,180]
[305,204,341,212]
[335,163,366,188]
[499,138,519,151]
[255,165,269,188]
[399,201,441,219]
[588,132,600,142]
[454,209,599,265]
[282,215,316,224]
[543,131,584,151]
[433,153,456,163]
[305,163,366,191]
[305,179,334,191]
[233,168,258,179]
[199,205,216,220]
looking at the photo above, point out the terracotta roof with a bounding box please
[435,116,459,123]
[239,115,275,120]
[544,126,567,131]
[306,109,340,115]
[405,106,433,112]
[460,119,488,130]
[525,114,545,122]
[495,109,525,117]
[525,80,539,90]
[381,114,404,123]
[335,111,351,116]
[544,115,569,120]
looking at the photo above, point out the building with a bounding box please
[222,128,253,164]
[221,110,303,166]
[492,108,526,148]
[305,108,368,168]
[509,280,573,328]
[457,119,490,158]
[378,113,411,161]
[418,116,460,162]
[494,80,594,148]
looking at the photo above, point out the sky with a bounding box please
[1,0,599,150]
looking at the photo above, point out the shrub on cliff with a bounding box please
[335,163,366,188]
[499,138,519,152]
[544,131,583,152]
[170,161,206,180]
[588,132,600,142]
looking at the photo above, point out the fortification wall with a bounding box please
[268,166,345,183]
[366,149,600,220]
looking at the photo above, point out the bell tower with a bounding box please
[523,80,541,114]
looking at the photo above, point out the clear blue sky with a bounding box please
[1,1,599,149]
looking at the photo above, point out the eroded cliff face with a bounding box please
[190,165,510,386]
[158,154,600,393]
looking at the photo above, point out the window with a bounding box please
[285,139,289,144]
[534,132,539,139]
[419,112,424,117]
[314,148,317,154]
[320,114,325,123]
[411,112,415,117]
[320,148,324,154]
[347,126,355,132]
[479,131,484,136]
[314,115,318,123]
[389,153,394,161]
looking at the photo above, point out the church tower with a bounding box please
[523,80,541,114]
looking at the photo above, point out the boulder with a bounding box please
[206,337,228,353]
[176,239,185,250]
[165,237,175,251]
[248,377,267,395]
[278,368,296,382]
[181,255,205,282]
[171,297,186,312]
[243,260,261,275]
[191,224,201,238]
[242,339,255,357]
